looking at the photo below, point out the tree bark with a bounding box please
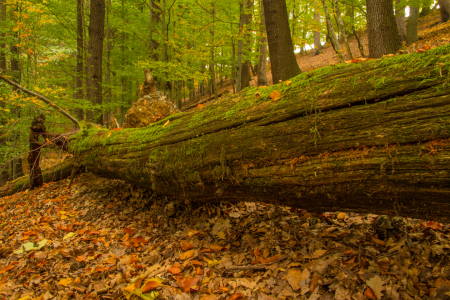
[395,0,407,42]
[263,0,301,83]
[75,0,84,121]
[0,0,6,72]
[367,0,402,58]
[438,0,450,22]
[407,5,419,44]
[313,6,321,56]
[240,0,253,90]
[86,0,105,125]
[321,0,344,62]
[257,0,268,87]
[334,0,353,60]
[67,46,450,222]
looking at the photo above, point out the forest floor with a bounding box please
[1,10,450,300]
[183,9,450,110]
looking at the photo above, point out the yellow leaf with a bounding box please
[33,86,40,92]
[337,212,346,220]
[58,278,72,287]
[106,131,112,138]
[74,277,81,284]
[270,90,282,101]
[180,250,194,260]
[63,232,75,240]
[286,80,292,86]
[124,283,136,293]
[163,120,170,128]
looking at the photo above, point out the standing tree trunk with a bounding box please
[75,0,84,121]
[0,0,6,72]
[420,0,432,16]
[236,2,243,93]
[240,0,253,91]
[438,0,450,22]
[210,4,218,101]
[395,0,406,42]
[86,0,105,125]
[334,0,353,60]
[263,0,301,83]
[104,0,112,128]
[257,0,268,86]
[366,0,401,58]
[313,4,321,56]
[321,0,344,61]
[407,4,419,44]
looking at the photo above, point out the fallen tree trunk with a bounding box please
[70,45,450,222]
[0,157,75,197]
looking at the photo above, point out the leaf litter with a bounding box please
[1,173,450,299]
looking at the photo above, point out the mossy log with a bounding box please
[0,157,75,197]
[70,45,450,222]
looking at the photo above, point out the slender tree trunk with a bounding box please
[210,4,217,101]
[313,4,321,56]
[86,0,105,125]
[321,0,344,62]
[351,6,366,57]
[334,0,353,60]
[0,0,6,72]
[407,5,419,44]
[241,0,253,90]
[263,0,301,83]
[236,2,243,92]
[366,0,401,58]
[438,0,450,22]
[395,0,406,41]
[121,0,126,126]
[232,39,236,94]
[257,0,268,87]
[149,0,153,56]
[104,0,112,128]
[75,0,84,121]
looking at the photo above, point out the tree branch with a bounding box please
[0,75,80,129]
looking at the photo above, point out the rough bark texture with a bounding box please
[407,5,419,44]
[67,45,450,222]
[395,0,407,41]
[438,0,450,22]
[263,0,301,83]
[240,0,253,90]
[28,114,47,190]
[313,10,321,56]
[86,0,105,125]
[367,0,402,58]
[0,157,76,197]
[257,1,268,87]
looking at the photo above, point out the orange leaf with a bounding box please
[0,265,15,274]
[364,287,377,299]
[123,227,134,235]
[227,293,244,300]
[130,236,148,244]
[286,80,292,86]
[210,245,223,251]
[371,236,386,246]
[142,280,160,293]
[163,120,170,128]
[168,263,181,275]
[180,240,193,251]
[269,90,281,101]
[124,283,136,293]
[180,250,194,260]
[191,260,203,266]
[197,104,205,109]
[195,267,203,275]
[76,255,87,262]
[178,276,200,293]
[426,221,442,230]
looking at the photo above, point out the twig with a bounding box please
[226,255,288,271]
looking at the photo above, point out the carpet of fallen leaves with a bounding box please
[1,172,450,300]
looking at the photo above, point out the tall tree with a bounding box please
[395,0,407,41]
[263,0,301,83]
[313,2,321,56]
[0,0,5,72]
[86,0,106,125]
[257,0,268,86]
[407,3,419,44]
[75,0,84,121]
[366,0,401,58]
[321,0,344,61]
[438,0,450,22]
[240,0,253,90]
[334,0,353,60]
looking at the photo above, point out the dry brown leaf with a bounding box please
[371,236,386,246]
[123,227,133,235]
[180,240,193,251]
[180,250,194,260]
